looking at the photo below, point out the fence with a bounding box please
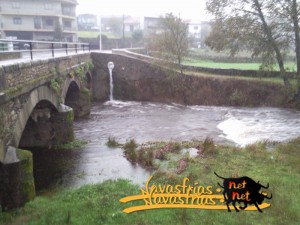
[0,39,90,61]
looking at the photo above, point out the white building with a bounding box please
[0,0,78,41]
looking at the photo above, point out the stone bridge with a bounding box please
[0,53,94,210]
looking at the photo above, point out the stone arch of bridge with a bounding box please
[11,85,60,149]
[61,76,81,103]
[63,76,90,118]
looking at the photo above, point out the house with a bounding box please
[0,0,78,41]
[187,20,202,40]
[124,17,140,36]
[143,16,161,37]
[77,14,98,31]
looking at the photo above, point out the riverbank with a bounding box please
[1,137,299,225]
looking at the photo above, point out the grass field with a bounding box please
[183,58,297,71]
[77,31,118,39]
[1,138,299,225]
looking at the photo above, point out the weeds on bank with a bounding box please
[54,139,88,150]
[106,136,121,148]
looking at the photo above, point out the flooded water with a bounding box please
[32,101,300,191]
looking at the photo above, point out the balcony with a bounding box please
[61,0,78,5]
[63,26,77,32]
[62,8,76,17]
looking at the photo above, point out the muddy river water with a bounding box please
[32,101,300,191]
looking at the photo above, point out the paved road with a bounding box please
[0,49,111,66]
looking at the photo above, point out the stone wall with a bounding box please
[0,53,91,93]
[0,52,21,61]
[92,52,289,107]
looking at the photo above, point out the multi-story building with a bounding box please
[0,0,78,41]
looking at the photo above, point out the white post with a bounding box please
[99,15,102,51]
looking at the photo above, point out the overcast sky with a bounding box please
[76,0,211,21]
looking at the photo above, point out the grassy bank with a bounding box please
[183,58,296,71]
[1,138,300,225]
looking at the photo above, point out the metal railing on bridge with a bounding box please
[0,39,90,61]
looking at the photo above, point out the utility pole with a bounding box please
[98,15,102,51]
[122,14,125,48]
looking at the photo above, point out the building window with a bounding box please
[44,3,53,10]
[12,1,20,9]
[34,17,42,29]
[45,18,53,26]
[13,17,22,25]
[64,21,71,28]
[130,25,134,32]
[62,6,71,14]
[194,26,198,30]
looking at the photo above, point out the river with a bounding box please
[31,101,300,191]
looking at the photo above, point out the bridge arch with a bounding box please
[12,85,60,148]
[61,76,81,104]
[62,76,91,118]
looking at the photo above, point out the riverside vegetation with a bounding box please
[1,136,299,225]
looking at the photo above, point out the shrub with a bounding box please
[124,139,138,163]
[170,142,182,153]
[230,89,246,105]
[202,137,217,155]
[106,137,120,148]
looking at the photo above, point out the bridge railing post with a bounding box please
[29,42,33,60]
[51,43,54,57]
[65,43,68,55]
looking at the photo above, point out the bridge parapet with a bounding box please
[0,53,91,98]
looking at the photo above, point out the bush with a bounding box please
[124,139,138,163]
[106,137,120,148]
[202,137,217,155]
[230,89,246,105]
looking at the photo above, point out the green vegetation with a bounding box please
[106,136,121,148]
[1,137,300,224]
[183,58,296,71]
[50,77,64,96]
[77,31,118,39]
[123,139,138,163]
[16,149,36,203]
[54,139,88,150]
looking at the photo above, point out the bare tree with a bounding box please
[206,0,291,87]
[148,13,189,74]
[275,0,300,93]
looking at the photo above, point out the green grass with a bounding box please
[54,139,88,150]
[183,58,296,71]
[77,31,119,39]
[186,69,298,89]
[1,138,300,225]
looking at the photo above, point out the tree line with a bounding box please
[149,1,300,98]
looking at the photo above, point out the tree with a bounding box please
[106,17,123,37]
[274,0,300,93]
[205,0,291,87]
[148,13,189,74]
[132,29,143,47]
